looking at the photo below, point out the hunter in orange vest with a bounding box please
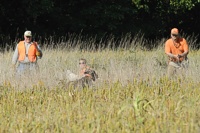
[12,31,43,74]
[165,28,189,77]
[18,41,39,62]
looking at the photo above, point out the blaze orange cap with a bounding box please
[171,28,179,35]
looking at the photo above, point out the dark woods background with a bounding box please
[0,0,200,49]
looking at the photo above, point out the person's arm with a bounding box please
[178,51,188,58]
[79,66,93,78]
[12,44,19,65]
[37,45,43,59]
[165,41,179,60]
[34,41,43,59]
[84,74,92,77]
[178,38,189,58]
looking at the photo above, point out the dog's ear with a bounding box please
[91,70,98,81]
[83,69,98,81]
[93,70,98,78]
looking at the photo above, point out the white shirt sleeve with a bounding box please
[12,44,19,65]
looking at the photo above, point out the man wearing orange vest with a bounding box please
[12,30,43,75]
[165,28,189,77]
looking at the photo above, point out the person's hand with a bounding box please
[174,55,180,61]
[84,74,92,78]
[36,51,41,56]
[178,54,184,58]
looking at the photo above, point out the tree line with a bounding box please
[0,0,200,48]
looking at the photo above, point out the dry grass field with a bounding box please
[0,35,200,132]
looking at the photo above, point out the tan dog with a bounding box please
[66,69,98,90]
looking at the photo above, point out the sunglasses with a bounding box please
[26,36,32,38]
[79,62,85,64]
[172,34,179,37]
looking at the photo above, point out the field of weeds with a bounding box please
[0,35,200,132]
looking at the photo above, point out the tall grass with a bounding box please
[0,34,200,132]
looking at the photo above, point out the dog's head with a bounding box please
[84,69,98,81]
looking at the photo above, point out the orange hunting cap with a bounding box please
[171,28,179,35]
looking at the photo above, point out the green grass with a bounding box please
[0,36,200,132]
[0,78,200,132]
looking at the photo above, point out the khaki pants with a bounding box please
[167,60,189,77]
[16,62,39,77]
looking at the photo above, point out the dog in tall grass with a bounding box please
[66,69,98,90]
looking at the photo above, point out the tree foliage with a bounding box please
[0,0,200,45]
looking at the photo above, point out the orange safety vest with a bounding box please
[18,41,38,62]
